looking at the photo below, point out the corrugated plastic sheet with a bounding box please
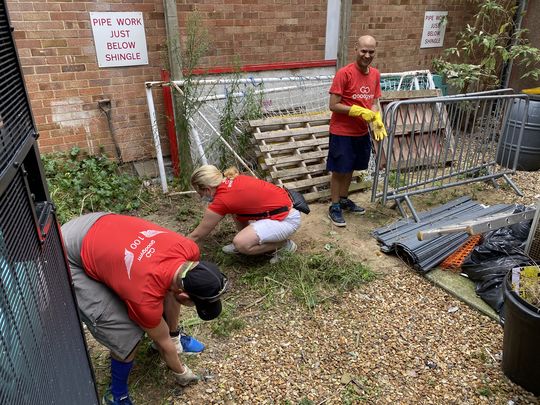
[372,197,516,272]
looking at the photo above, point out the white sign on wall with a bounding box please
[420,11,448,49]
[90,12,148,68]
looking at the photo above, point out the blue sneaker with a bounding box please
[180,335,205,354]
[328,205,346,227]
[102,389,133,405]
[339,197,365,214]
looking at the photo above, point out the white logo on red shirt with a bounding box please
[141,230,166,238]
[124,229,167,279]
[352,85,373,100]
[124,249,134,279]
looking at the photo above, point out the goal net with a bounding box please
[145,70,435,192]
[179,70,435,175]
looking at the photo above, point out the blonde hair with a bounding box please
[191,165,239,189]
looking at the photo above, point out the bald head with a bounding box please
[357,35,376,47]
[354,35,377,73]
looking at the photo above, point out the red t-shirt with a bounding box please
[208,175,292,221]
[329,63,382,136]
[81,214,200,329]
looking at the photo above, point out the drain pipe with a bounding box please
[502,0,528,89]
[98,98,123,163]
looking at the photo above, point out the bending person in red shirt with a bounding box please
[62,213,228,405]
[327,35,387,227]
[188,165,301,264]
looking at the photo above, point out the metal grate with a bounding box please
[0,1,35,179]
[1,1,98,402]
[0,171,98,404]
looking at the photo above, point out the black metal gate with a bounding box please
[0,1,99,403]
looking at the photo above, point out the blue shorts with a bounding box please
[326,134,371,173]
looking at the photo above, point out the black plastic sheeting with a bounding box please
[461,205,535,315]
[372,196,517,273]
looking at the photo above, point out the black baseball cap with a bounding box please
[181,261,227,321]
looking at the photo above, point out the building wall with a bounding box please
[6,0,474,162]
[349,0,472,74]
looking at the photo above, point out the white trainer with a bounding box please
[270,240,298,264]
[222,243,239,254]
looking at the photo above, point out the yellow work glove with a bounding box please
[348,105,376,122]
[370,111,387,141]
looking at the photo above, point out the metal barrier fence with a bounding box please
[371,91,529,221]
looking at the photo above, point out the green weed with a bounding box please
[42,147,149,223]
[239,249,375,309]
[477,385,492,397]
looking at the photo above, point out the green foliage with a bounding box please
[217,68,264,169]
[163,11,214,188]
[42,147,147,223]
[433,0,540,92]
[240,249,375,309]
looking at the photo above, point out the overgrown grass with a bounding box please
[239,249,375,309]
[42,147,150,223]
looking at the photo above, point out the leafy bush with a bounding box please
[433,0,540,93]
[42,147,148,223]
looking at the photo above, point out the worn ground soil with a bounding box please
[87,171,540,404]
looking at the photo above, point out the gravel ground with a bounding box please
[168,169,540,404]
[87,169,540,404]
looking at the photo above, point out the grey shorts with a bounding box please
[62,212,145,360]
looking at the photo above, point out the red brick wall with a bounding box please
[349,0,473,73]
[6,0,474,162]
[7,0,167,162]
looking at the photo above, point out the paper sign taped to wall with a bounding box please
[420,11,448,49]
[90,12,149,68]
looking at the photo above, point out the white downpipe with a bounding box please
[145,85,168,193]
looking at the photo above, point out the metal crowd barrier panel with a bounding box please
[371,91,529,221]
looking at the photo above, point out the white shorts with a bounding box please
[250,208,301,244]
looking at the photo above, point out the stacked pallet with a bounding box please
[249,113,369,202]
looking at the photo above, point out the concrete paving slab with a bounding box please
[424,267,499,322]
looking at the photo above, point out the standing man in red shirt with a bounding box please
[327,35,387,227]
[62,213,228,405]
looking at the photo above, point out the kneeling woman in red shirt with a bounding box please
[188,165,301,263]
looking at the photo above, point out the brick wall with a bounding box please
[7,0,167,162]
[6,0,474,162]
[349,0,473,73]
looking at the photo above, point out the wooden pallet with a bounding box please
[249,113,369,202]
[249,90,443,201]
